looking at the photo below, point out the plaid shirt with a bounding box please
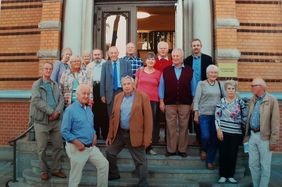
[122,56,143,78]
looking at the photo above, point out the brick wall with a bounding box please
[0,101,29,145]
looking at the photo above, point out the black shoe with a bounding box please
[165,152,177,157]
[108,175,120,180]
[178,152,188,157]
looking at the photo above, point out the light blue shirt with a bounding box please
[61,101,95,145]
[158,64,184,99]
[191,56,201,97]
[250,94,265,129]
[42,80,56,110]
[112,59,122,88]
[51,60,69,84]
[120,92,135,129]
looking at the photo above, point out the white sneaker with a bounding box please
[218,177,226,183]
[149,149,158,155]
[228,177,237,183]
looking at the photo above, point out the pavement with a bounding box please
[1,159,282,187]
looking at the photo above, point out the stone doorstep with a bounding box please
[23,169,252,187]
[29,160,245,183]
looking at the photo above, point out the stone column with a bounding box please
[81,0,94,54]
[183,0,193,57]
[192,0,213,56]
[175,0,183,49]
[63,0,83,55]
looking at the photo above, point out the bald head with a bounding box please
[126,42,136,57]
[76,84,91,105]
[251,78,267,97]
[108,46,119,61]
[157,41,169,58]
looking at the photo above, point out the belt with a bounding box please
[83,143,93,148]
[120,128,130,133]
[251,128,260,133]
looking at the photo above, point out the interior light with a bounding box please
[137,12,151,19]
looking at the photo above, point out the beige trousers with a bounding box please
[165,104,191,153]
[65,142,109,187]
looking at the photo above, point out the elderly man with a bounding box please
[60,55,93,107]
[244,78,280,187]
[86,49,108,140]
[61,84,109,187]
[154,41,172,73]
[106,76,152,187]
[51,48,72,84]
[184,38,214,158]
[159,48,193,157]
[100,46,132,116]
[30,62,65,180]
[122,42,143,78]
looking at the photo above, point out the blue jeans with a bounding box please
[199,115,218,164]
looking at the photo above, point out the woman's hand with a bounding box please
[217,128,224,141]
[194,111,199,124]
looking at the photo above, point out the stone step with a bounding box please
[30,160,245,182]
[23,169,251,187]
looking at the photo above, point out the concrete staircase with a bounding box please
[16,138,252,187]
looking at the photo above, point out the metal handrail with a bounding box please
[6,123,34,187]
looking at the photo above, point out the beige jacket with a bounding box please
[245,93,280,145]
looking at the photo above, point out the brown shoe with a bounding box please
[51,170,67,178]
[207,163,215,170]
[41,172,49,181]
[200,151,206,161]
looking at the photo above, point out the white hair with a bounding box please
[171,48,184,57]
[121,75,134,84]
[206,64,219,76]
[252,77,267,90]
[157,41,169,50]
[76,84,91,96]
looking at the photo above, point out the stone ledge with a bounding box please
[216,49,241,60]
[215,18,240,29]
[38,21,61,30]
[37,50,60,59]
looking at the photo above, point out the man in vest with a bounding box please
[159,48,193,157]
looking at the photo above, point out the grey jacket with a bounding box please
[100,58,132,104]
[29,78,64,125]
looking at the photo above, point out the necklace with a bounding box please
[207,80,216,86]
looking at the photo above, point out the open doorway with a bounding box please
[137,7,175,61]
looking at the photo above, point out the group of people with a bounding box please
[29,39,280,187]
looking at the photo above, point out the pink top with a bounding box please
[135,68,161,102]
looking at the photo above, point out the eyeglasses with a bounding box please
[251,84,261,88]
[43,68,53,71]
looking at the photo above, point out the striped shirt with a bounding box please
[215,97,248,134]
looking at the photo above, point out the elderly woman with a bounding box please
[193,64,223,169]
[60,55,93,107]
[51,48,72,84]
[135,52,161,154]
[215,80,247,184]
[82,51,91,70]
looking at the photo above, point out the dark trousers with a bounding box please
[188,111,201,144]
[219,132,242,178]
[93,83,109,140]
[106,129,148,187]
[199,115,218,164]
[107,89,122,117]
[146,101,159,152]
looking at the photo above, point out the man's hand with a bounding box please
[49,112,60,121]
[93,134,97,146]
[88,99,94,108]
[194,111,199,124]
[270,144,277,151]
[72,139,85,151]
[159,101,165,112]
[217,128,224,141]
[105,138,112,146]
[101,96,106,103]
